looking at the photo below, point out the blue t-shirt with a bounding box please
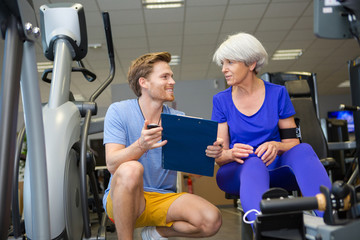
[102,99,184,210]
[211,80,295,150]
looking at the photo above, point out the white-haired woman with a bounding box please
[210,32,331,227]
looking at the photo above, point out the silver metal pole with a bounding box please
[312,73,320,119]
[48,39,73,109]
[21,40,51,239]
[347,165,359,185]
[0,15,23,240]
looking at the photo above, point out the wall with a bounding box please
[16,79,352,131]
[111,80,353,122]
[318,94,352,118]
[111,78,226,119]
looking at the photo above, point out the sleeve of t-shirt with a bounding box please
[103,103,127,145]
[278,86,296,119]
[211,94,227,123]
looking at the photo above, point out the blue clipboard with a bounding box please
[161,113,218,177]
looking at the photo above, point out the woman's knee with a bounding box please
[283,143,318,162]
[216,162,241,193]
[290,143,315,155]
[112,161,144,190]
[242,157,267,172]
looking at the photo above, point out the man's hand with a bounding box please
[205,138,224,159]
[137,120,167,151]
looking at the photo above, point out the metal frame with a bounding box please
[1,1,115,239]
[0,1,50,239]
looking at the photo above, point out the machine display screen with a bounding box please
[328,110,354,133]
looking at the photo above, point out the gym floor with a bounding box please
[92,206,245,240]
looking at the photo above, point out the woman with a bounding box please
[210,32,331,225]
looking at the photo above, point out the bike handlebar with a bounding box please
[102,12,114,59]
[81,11,115,238]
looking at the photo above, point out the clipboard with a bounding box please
[161,113,218,177]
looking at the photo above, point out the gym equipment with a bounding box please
[0,0,49,239]
[262,73,337,176]
[0,1,115,239]
[314,0,360,40]
[347,57,360,185]
[314,0,360,185]
[255,181,360,240]
[254,2,360,238]
[26,4,114,239]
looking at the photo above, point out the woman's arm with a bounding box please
[276,116,300,153]
[214,122,253,166]
[255,116,300,166]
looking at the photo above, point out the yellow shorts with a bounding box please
[106,191,186,228]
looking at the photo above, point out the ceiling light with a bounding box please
[271,49,303,61]
[143,0,184,9]
[272,56,298,60]
[169,55,181,65]
[338,80,350,88]
[144,0,180,2]
[37,62,53,72]
[88,43,102,49]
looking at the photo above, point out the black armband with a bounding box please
[280,128,298,139]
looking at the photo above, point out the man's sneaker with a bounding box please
[141,226,168,240]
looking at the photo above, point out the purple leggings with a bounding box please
[216,143,331,222]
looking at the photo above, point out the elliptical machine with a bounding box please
[11,3,115,239]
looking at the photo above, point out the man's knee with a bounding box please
[200,208,222,237]
[112,161,144,191]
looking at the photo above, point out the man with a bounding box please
[103,52,223,240]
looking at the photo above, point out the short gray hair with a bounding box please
[213,32,268,74]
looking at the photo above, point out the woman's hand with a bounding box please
[231,143,254,164]
[206,138,224,159]
[255,141,279,166]
[137,120,167,151]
